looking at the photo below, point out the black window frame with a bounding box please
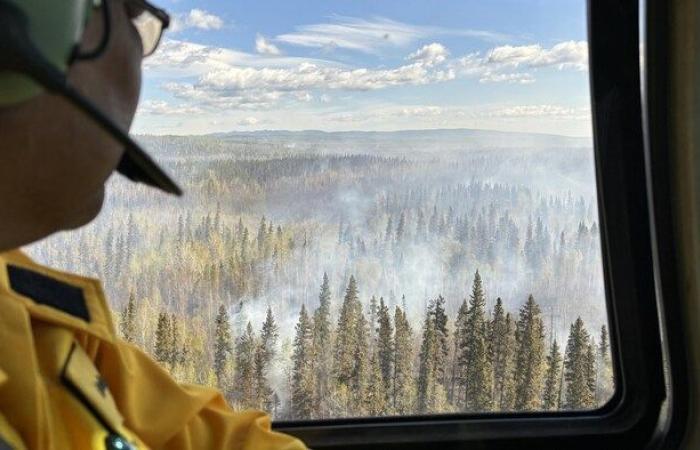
[272,0,685,448]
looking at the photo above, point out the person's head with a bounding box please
[0,0,159,251]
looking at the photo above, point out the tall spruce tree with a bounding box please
[235,322,258,409]
[169,313,180,370]
[416,298,449,413]
[376,297,394,401]
[154,312,170,365]
[452,298,469,408]
[392,305,414,414]
[513,295,546,411]
[563,317,594,409]
[214,304,233,387]
[463,271,492,411]
[312,273,333,418]
[542,340,562,410]
[291,305,315,419]
[364,348,387,416]
[596,325,614,404]
[255,307,279,411]
[120,292,137,343]
[490,298,514,410]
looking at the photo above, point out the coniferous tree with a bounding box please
[513,295,546,411]
[154,312,170,365]
[596,325,614,404]
[214,304,233,388]
[120,292,137,343]
[376,297,394,401]
[291,305,315,419]
[312,273,333,418]
[392,306,414,414]
[563,317,594,409]
[542,340,562,410]
[452,298,469,408]
[235,322,257,409]
[169,313,180,370]
[364,348,387,416]
[255,307,279,411]
[490,298,514,410]
[585,343,597,407]
[463,271,492,411]
[416,299,449,413]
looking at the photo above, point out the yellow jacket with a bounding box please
[0,249,307,450]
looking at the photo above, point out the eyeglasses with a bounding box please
[125,0,170,57]
[74,0,170,61]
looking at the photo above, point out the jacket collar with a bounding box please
[0,249,115,342]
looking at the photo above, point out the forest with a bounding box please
[28,128,613,419]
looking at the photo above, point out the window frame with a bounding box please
[272,0,680,448]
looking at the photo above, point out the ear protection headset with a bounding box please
[0,0,182,196]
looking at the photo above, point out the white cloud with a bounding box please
[489,104,590,119]
[138,100,204,115]
[275,16,510,54]
[238,116,259,126]
[170,9,224,33]
[256,34,281,55]
[478,72,535,84]
[407,43,450,66]
[486,41,588,71]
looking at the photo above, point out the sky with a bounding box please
[131,0,592,137]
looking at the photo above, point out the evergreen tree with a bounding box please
[235,322,257,408]
[542,340,562,410]
[596,325,614,404]
[563,317,595,409]
[513,295,546,411]
[376,297,394,400]
[255,307,279,411]
[169,313,180,370]
[120,291,137,343]
[214,304,233,387]
[393,306,414,414]
[416,299,449,413]
[452,298,469,408]
[291,305,315,419]
[312,273,333,418]
[490,298,515,410]
[154,312,170,365]
[364,348,387,416]
[463,271,492,411]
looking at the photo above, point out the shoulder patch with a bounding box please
[7,264,90,322]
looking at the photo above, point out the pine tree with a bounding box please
[154,312,170,365]
[351,307,370,415]
[463,271,492,411]
[393,306,414,414]
[291,305,315,419]
[490,298,515,410]
[120,291,137,343]
[235,322,257,409]
[513,295,546,411]
[364,348,387,416]
[452,298,469,409]
[542,340,562,410]
[214,304,233,388]
[312,273,333,418]
[255,307,279,411]
[376,297,394,402]
[169,313,180,370]
[416,299,449,413]
[596,325,614,404]
[585,343,597,407]
[563,317,595,409]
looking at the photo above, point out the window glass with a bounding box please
[29,0,614,419]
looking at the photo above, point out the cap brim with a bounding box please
[117,140,183,196]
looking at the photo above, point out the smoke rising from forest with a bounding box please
[27,128,609,417]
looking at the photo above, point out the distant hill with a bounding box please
[206,128,592,149]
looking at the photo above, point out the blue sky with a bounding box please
[132,0,592,136]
